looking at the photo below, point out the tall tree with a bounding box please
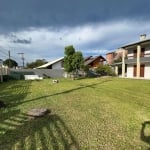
[64,45,75,56]
[3,59,18,68]
[64,45,84,78]
[64,45,75,73]
[72,51,84,75]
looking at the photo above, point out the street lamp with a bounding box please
[0,59,3,83]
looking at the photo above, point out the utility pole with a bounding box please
[8,50,10,68]
[18,53,25,68]
[0,59,3,83]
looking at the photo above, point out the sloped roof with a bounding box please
[84,55,106,66]
[84,56,92,61]
[35,57,64,69]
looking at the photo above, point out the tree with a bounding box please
[64,45,75,56]
[64,45,75,73]
[64,45,84,78]
[64,55,74,73]
[72,51,84,75]
[26,59,47,69]
[3,59,18,68]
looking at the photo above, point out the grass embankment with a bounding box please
[0,78,150,149]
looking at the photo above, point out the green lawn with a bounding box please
[0,77,150,149]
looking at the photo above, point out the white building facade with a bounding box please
[121,35,150,79]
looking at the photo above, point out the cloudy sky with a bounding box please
[0,0,150,65]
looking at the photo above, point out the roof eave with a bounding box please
[121,39,150,49]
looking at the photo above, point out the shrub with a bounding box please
[95,65,115,76]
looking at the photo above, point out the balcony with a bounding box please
[125,57,150,64]
[140,57,150,63]
[125,58,136,64]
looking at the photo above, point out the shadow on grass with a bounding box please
[0,80,32,107]
[0,114,80,150]
[141,121,150,149]
[0,79,112,149]
[14,79,112,106]
[0,80,32,148]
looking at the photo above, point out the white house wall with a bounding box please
[52,62,62,69]
[127,64,150,79]
[127,65,133,78]
[145,63,150,79]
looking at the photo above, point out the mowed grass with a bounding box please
[0,77,150,149]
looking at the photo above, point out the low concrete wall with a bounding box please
[9,69,64,79]
[24,75,43,80]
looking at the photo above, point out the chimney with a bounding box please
[140,34,147,41]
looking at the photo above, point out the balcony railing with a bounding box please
[140,57,150,63]
[125,57,150,64]
[125,58,136,64]
[128,53,150,59]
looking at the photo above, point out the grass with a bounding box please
[0,77,150,149]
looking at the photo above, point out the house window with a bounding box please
[141,48,145,57]
[133,50,137,58]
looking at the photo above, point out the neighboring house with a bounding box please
[84,55,106,68]
[32,55,106,78]
[36,57,64,69]
[106,52,115,65]
[36,55,106,69]
[106,49,127,76]
[111,34,150,79]
[10,58,65,79]
[106,49,127,65]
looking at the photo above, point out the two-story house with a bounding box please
[114,34,150,79]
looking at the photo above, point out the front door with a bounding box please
[140,64,145,77]
[133,64,145,77]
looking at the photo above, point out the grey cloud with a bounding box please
[0,0,150,33]
[12,38,32,44]
[5,32,32,44]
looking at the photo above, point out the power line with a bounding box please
[0,55,7,60]
[8,51,11,68]
[0,46,19,59]
[0,45,32,66]
[0,49,8,56]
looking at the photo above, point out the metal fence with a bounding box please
[0,67,9,75]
